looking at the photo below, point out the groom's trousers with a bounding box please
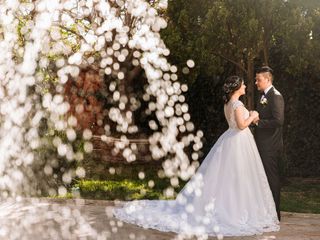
[259,149,281,221]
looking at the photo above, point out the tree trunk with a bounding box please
[246,57,255,110]
[262,31,270,66]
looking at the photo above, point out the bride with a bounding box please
[113,76,280,237]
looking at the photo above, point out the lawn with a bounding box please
[281,177,320,214]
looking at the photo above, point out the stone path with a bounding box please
[0,198,319,240]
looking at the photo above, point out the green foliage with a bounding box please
[75,179,166,200]
[162,0,320,177]
[268,4,320,176]
[33,120,92,195]
[50,192,74,199]
[73,160,184,200]
[281,80,320,176]
[68,160,185,200]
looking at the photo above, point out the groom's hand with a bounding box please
[253,116,260,125]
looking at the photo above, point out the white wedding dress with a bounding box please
[113,100,280,236]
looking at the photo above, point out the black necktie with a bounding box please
[260,92,266,102]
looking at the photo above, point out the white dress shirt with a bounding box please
[264,85,273,95]
[261,85,273,100]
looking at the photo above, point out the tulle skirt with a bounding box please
[113,128,280,236]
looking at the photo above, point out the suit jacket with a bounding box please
[254,86,285,153]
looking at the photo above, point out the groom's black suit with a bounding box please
[254,86,284,221]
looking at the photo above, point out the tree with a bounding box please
[162,0,320,175]
[163,0,300,109]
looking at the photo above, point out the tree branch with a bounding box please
[212,51,247,73]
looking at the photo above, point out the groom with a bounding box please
[253,66,284,221]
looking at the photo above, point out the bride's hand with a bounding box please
[250,111,259,119]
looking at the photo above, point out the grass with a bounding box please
[281,178,320,214]
[61,162,320,214]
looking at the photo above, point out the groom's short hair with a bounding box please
[256,66,274,82]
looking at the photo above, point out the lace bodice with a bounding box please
[224,100,249,129]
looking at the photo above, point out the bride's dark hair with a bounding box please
[223,75,243,103]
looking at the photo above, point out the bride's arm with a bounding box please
[234,106,258,130]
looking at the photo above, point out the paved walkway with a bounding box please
[0,198,319,240]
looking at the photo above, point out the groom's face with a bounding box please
[255,73,271,91]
